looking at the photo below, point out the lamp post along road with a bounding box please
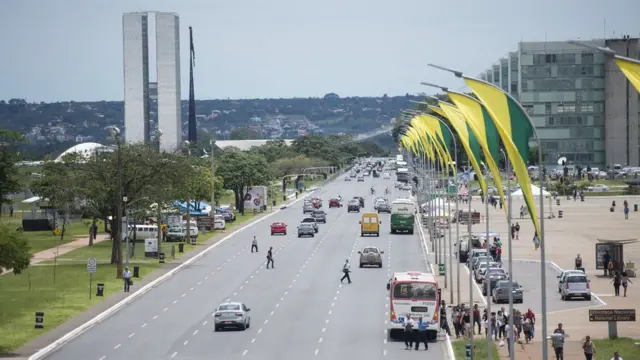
[156,129,164,253]
[184,142,192,245]
[210,140,216,209]
[484,166,493,360]
[109,126,125,278]
[503,150,515,360]
[467,158,474,356]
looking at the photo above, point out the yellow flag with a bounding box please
[414,114,457,178]
[615,56,640,93]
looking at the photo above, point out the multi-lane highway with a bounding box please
[42,171,446,360]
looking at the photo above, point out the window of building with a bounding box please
[545,103,551,114]
[547,116,555,126]
[580,104,594,112]
[545,54,557,63]
[557,103,576,113]
[581,52,594,64]
[580,66,593,75]
[511,83,518,93]
[523,105,534,115]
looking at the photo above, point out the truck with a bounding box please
[396,168,410,183]
[390,199,415,234]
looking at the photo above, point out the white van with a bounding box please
[560,274,591,301]
[128,224,158,240]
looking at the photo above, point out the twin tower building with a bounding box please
[122,12,182,152]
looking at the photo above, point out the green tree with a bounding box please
[0,130,24,207]
[250,140,293,163]
[229,127,261,140]
[216,149,270,213]
[0,223,31,274]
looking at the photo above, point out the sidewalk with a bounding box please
[1,234,109,276]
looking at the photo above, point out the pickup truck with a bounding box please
[166,226,198,243]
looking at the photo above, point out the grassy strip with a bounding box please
[592,337,640,359]
[0,204,266,354]
[452,339,500,360]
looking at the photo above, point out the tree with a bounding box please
[0,130,24,207]
[229,127,261,140]
[0,223,31,274]
[271,155,328,178]
[216,149,270,213]
[249,140,293,163]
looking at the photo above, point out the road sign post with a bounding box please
[589,309,636,339]
[87,257,97,299]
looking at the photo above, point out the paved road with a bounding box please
[44,172,446,360]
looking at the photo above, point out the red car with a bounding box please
[270,222,287,235]
[311,198,322,208]
[328,198,341,208]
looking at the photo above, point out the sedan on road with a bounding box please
[357,176,365,182]
[301,217,319,233]
[492,280,523,303]
[377,203,391,214]
[344,177,352,182]
[303,201,315,214]
[270,222,287,235]
[328,198,341,208]
[297,223,315,238]
[311,210,327,223]
[347,200,361,212]
[358,246,383,268]
[474,262,502,283]
[557,270,586,293]
[214,302,251,331]
[482,269,508,295]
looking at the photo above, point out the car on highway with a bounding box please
[302,201,315,214]
[481,269,508,295]
[557,269,586,292]
[297,223,315,238]
[373,197,388,210]
[301,217,319,233]
[353,196,365,207]
[214,302,251,331]
[474,261,502,283]
[311,198,322,208]
[347,199,361,212]
[328,198,341,208]
[270,222,287,235]
[377,203,391,213]
[350,172,357,178]
[382,172,391,179]
[358,246,383,267]
[471,255,493,270]
[492,280,523,303]
[400,183,412,191]
[560,274,592,301]
[357,175,365,182]
[311,209,327,223]
[344,176,352,182]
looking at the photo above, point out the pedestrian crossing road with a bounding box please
[42,173,447,360]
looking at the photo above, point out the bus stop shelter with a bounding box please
[595,239,638,277]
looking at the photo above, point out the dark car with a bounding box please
[347,200,360,213]
[297,223,315,238]
[311,210,327,223]
[482,269,508,295]
[377,203,391,213]
[328,198,341,208]
[353,196,365,207]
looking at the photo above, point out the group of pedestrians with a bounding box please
[401,314,429,351]
[250,236,274,269]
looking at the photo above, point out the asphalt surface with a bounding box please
[43,172,446,360]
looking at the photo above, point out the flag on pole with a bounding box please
[436,102,488,196]
[448,91,508,213]
[614,55,640,93]
[463,76,540,238]
[415,114,457,177]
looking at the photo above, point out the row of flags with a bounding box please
[399,50,640,237]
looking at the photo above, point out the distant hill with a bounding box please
[0,94,419,159]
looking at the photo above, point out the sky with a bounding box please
[1,0,639,102]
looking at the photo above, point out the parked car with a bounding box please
[165,226,186,242]
[270,222,287,235]
[586,184,609,192]
[347,200,361,212]
[474,262,502,283]
[492,280,523,303]
[377,203,391,213]
[481,269,508,295]
[557,269,586,293]
[328,198,341,208]
[311,210,327,223]
[297,223,315,238]
[560,274,591,300]
[358,246,383,268]
[382,172,391,179]
[303,201,315,214]
[214,302,251,331]
[471,255,493,270]
[301,217,318,233]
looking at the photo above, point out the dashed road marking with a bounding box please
[171,351,177,358]
[98,356,106,360]
[258,328,262,334]
[152,315,158,320]
[114,344,121,350]
[314,349,319,355]
[128,333,135,338]
[141,323,147,328]
[173,300,178,304]
[183,340,188,346]
[193,329,199,336]
[251,338,256,343]
[242,349,248,356]
[203,321,208,326]
[163,308,168,312]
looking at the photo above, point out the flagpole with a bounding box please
[484,163,493,360]
[467,157,475,357]
[427,63,548,360]
[503,149,515,360]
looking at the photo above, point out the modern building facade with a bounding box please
[479,37,640,169]
[122,12,181,153]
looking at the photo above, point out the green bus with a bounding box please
[390,199,415,234]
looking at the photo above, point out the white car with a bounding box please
[382,172,391,179]
[587,184,609,192]
[557,269,585,293]
[474,262,502,283]
[560,274,591,301]
[214,302,251,331]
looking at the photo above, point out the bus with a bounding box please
[386,271,440,340]
[396,154,404,162]
[396,167,410,183]
[390,198,415,234]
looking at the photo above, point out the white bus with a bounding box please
[396,167,410,183]
[386,271,440,340]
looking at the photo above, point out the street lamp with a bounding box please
[183,140,192,244]
[210,139,216,211]
[155,128,164,251]
[109,126,125,278]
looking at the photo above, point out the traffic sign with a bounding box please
[87,257,97,273]
[589,309,636,322]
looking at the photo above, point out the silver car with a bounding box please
[474,262,502,283]
[303,202,314,214]
[492,280,523,303]
[214,302,251,331]
[297,223,315,238]
[301,217,318,233]
[358,246,383,268]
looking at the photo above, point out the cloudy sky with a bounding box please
[1,0,638,102]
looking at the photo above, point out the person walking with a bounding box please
[582,335,596,360]
[505,319,515,357]
[551,323,568,360]
[522,318,533,343]
[414,315,429,350]
[575,254,583,270]
[266,247,274,269]
[340,259,351,284]
[515,222,520,240]
[612,272,622,296]
[251,236,258,253]
[624,204,629,220]
[622,271,633,297]
[123,267,132,293]
[472,304,482,335]
[403,314,415,350]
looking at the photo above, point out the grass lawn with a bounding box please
[0,216,105,255]
[592,337,640,360]
[452,339,500,360]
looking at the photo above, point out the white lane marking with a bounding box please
[197,281,202,285]
[183,340,188,346]
[242,349,248,356]
[171,352,177,358]
[284,291,288,295]
[163,308,168,312]
[383,349,388,356]
[331,302,335,307]
[203,321,208,326]
[217,267,221,271]
[314,349,319,355]
[141,323,147,328]
[152,315,158,320]
[264,319,269,324]
[245,280,249,284]
[280,297,284,301]
[98,356,106,360]
[250,275,254,279]
[334,296,338,300]
[128,333,135,338]
[276,303,279,308]
[318,337,323,343]
[233,292,238,296]
[193,330,199,336]
[182,293,186,297]
[173,300,178,304]
[205,276,209,280]
[322,327,326,332]
[328,310,332,315]
[240,285,244,290]
[325,319,330,324]
[114,344,121,350]
[190,287,194,291]
[251,338,256,343]
[383,338,388,344]
[258,328,262,334]
[270,311,275,316]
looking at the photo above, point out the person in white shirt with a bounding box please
[403,314,415,349]
[251,236,258,253]
[504,322,515,356]
[123,267,132,293]
[340,259,351,284]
